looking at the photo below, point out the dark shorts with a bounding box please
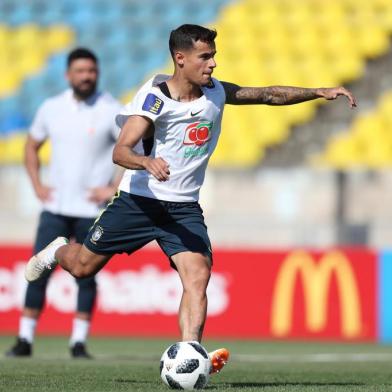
[34,211,95,253]
[84,191,212,262]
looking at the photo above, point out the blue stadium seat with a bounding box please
[120,1,155,21]
[7,7,33,26]
[46,53,68,75]
[67,10,96,32]
[0,96,19,114]
[0,113,28,134]
[34,7,64,26]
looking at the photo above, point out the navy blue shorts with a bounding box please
[84,191,212,262]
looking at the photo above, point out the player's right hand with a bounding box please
[34,183,53,202]
[143,157,170,182]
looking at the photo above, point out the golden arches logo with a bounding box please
[271,250,362,338]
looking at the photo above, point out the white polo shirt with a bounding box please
[30,89,122,218]
[116,75,226,202]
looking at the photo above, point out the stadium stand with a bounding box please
[0,0,229,164]
[211,0,392,167]
[316,90,392,168]
[1,0,392,167]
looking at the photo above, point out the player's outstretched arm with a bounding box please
[221,82,357,108]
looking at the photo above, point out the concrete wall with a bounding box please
[1,166,392,248]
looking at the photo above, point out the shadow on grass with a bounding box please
[209,381,365,389]
[114,379,152,384]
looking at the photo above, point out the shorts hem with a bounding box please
[166,249,212,257]
[83,241,116,256]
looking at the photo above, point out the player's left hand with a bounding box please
[319,87,357,108]
[88,185,117,204]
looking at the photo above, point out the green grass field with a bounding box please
[1,336,392,391]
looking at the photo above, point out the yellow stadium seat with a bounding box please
[281,2,313,30]
[0,69,21,98]
[378,93,392,122]
[321,134,363,169]
[313,1,346,32]
[355,23,390,58]
[329,51,364,82]
[352,113,384,140]
[323,27,358,57]
[38,140,51,164]
[251,106,290,146]
[318,88,392,169]
[0,24,10,47]
[378,3,392,32]
[11,24,41,51]
[0,46,13,68]
[45,25,75,53]
[284,101,317,125]
[290,27,324,59]
[0,135,50,165]
[2,134,26,164]
[362,140,392,168]
[244,0,281,30]
[298,56,340,87]
[14,49,46,76]
[0,141,5,163]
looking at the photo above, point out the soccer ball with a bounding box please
[160,341,211,390]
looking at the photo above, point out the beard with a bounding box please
[72,80,97,100]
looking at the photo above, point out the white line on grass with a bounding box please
[233,353,392,363]
[2,352,392,363]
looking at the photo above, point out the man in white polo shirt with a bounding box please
[6,48,122,358]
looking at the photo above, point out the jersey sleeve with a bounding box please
[211,78,227,106]
[29,102,49,142]
[115,84,164,129]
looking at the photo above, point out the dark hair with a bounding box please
[67,47,98,68]
[169,24,217,57]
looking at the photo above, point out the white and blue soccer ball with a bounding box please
[160,341,211,390]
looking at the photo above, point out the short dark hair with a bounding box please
[67,47,98,68]
[169,24,217,57]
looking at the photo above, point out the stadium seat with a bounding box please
[0,113,28,135]
[44,25,74,53]
[0,71,20,99]
[316,90,392,168]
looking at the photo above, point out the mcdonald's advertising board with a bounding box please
[0,245,386,341]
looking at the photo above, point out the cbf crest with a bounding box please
[91,225,104,243]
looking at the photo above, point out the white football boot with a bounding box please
[25,237,68,282]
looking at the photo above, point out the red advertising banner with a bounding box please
[0,246,377,340]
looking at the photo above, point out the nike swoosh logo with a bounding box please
[190,110,203,117]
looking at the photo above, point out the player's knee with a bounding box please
[69,258,93,279]
[71,266,94,279]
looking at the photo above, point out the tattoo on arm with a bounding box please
[222,82,321,105]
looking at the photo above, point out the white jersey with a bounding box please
[116,75,226,202]
[30,89,122,218]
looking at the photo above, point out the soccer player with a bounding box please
[7,48,122,359]
[24,25,356,372]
